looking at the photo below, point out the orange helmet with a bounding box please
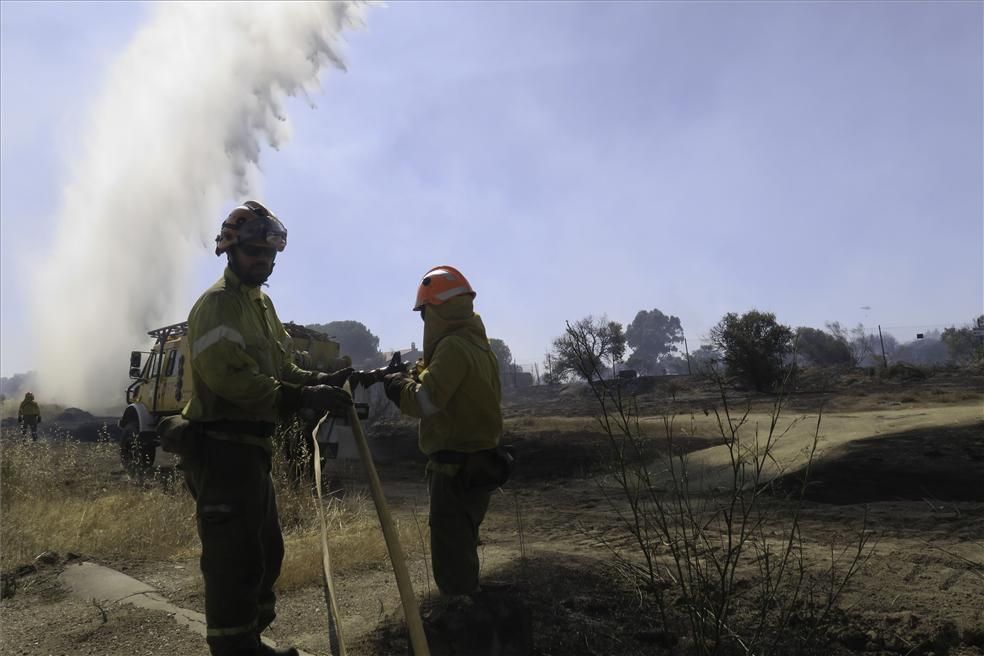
[214,201,287,256]
[413,265,476,311]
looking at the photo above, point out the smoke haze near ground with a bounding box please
[29,2,366,409]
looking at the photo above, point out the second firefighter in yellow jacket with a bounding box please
[383,265,508,598]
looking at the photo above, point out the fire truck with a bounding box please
[119,321,361,477]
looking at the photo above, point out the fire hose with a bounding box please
[309,414,348,656]
[310,355,431,656]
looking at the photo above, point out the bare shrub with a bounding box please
[561,321,874,655]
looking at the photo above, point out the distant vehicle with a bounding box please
[617,369,637,380]
[118,321,360,477]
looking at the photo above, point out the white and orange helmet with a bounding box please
[414,265,476,311]
[214,201,288,256]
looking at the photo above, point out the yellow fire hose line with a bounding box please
[348,403,432,656]
[311,414,348,656]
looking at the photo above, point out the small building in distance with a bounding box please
[387,343,534,387]
[382,342,424,368]
[501,365,534,388]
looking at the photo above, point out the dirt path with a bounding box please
[673,403,982,490]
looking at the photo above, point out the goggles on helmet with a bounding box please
[214,201,288,256]
[230,215,287,251]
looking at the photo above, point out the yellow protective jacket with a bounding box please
[399,296,503,462]
[19,400,41,418]
[182,267,318,442]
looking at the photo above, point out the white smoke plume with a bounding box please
[31,1,368,410]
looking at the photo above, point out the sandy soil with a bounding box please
[2,371,983,655]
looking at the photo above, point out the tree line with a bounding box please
[306,312,984,393]
[542,310,984,392]
[304,320,519,373]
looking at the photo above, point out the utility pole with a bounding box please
[878,325,889,369]
[683,336,692,375]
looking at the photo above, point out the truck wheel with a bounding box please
[120,422,156,478]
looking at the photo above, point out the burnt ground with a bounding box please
[370,556,673,656]
[772,422,984,504]
[0,407,122,444]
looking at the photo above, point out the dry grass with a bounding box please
[2,485,200,566]
[267,427,428,592]
[504,399,984,456]
[0,433,198,567]
[277,493,424,592]
[1,430,418,594]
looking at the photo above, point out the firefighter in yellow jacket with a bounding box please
[182,201,352,656]
[383,265,508,598]
[18,392,41,441]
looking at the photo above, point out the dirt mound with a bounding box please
[52,408,121,442]
[772,422,984,504]
[55,408,94,422]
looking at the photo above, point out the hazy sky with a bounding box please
[2,0,982,378]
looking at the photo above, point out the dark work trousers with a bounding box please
[21,417,39,441]
[182,436,284,656]
[428,468,492,595]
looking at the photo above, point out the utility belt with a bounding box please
[428,449,473,465]
[158,417,274,456]
[428,445,515,490]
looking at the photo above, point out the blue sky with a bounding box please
[2,1,982,380]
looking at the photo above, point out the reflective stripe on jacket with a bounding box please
[182,266,318,428]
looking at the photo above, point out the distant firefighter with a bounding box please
[17,392,41,441]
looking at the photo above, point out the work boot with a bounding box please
[257,643,299,656]
[422,592,476,627]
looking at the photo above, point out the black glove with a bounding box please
[383,372,412,407]
[37,417,41,424]
[313,367,353,388]
[348,370,375,389]
[301,385,353,416]
[17,415,23,424]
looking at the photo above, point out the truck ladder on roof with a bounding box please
[147,322,189,339]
